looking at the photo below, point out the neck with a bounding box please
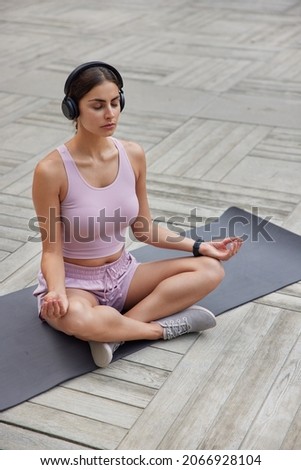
[70,130,114,157]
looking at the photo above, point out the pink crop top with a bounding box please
[58,138,139,259]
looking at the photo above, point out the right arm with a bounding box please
[32,153,68,318]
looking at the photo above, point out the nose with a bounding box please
[105,104,115,119]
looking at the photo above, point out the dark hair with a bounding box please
[67,66,120,103]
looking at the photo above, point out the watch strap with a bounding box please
[193,238,204,257]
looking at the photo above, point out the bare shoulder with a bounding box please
[120,140,146,178]
[34,149,65,182]
[121,139,145,159]
[33,149,67,202]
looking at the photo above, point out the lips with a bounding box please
[102,123,115,129]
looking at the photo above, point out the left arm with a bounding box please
[125,141,242,261]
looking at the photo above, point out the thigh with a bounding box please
[44,288,99,334]
[66,287,99,307]
[123,255,204,311]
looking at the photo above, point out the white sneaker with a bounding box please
[156,305,216,340]
[89,341,123,367]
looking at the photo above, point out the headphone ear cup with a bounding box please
[61,96,78,120]
[119,90,125,112]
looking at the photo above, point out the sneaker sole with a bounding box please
[89,341,113,368]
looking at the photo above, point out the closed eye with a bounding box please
[92,97,120,110]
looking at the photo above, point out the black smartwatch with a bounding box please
[192,238,204,257]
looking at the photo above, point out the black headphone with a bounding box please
[61,61,125,120]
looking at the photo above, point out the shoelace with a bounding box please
[163,316,190,340]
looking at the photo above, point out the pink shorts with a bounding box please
[33,250,140,314]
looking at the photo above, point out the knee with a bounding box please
[67,298,88,321]
[201,256,225,287]
[64,302,118,340]
[63,299,92,337]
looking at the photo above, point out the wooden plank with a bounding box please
[147,172,300,206]
[161,57,261,93]
[198,92,301,129]
[0,225,31,243]
[0,422,89,450]
[158,304,279,449]
[203,125,271,182]
[240,334,301,449]
[0,213,32,231]
[0,238,22,253]
[0,192,34,209]
[0,203,34,220]
[146,172,299,226]
[97,359,170,389]
[0,253,40,295]
[280,282,301,298]
[223,155,301,195]
[284,202,301,235]
[0,241,42,283]
[0,250,9,261]
[123,345,182,371]
[194,0,297,14]
[281,405,301,450]
[149,119,218,173]
[63,373,157,408]
[0,92,49,128]
[161,41,276,62]
[198,309,301,449]
[0,130,68,194]
[147,118,204,167]
[1,401,126,450]
[151,332,198,355]
[30,386,142,430]
[171,122,247,177]
[118,304,250,449]
[255,290,301,312]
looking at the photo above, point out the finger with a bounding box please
[229,239,238,252]
[40,302,48,320]
[40,301,53,320]
[224,239,237,252]
[219,249,233,261]
[226,236,243,247]
[226,241,235,255]
[45,299,59,319]
[52,300,61,318]
[235,238,243,251]
[224,243,236,259]
[231,240,239,254]
[57,299,67,317]
[222,237,234,245]
[234,239,243,252]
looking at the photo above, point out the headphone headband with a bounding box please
[61,61,125,120]
[63,61,124,95]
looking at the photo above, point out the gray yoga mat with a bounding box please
[1,207,301,411]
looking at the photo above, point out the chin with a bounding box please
[101,128,116,136]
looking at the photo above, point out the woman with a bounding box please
[32,61,242,367]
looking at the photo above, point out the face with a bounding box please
[77,80,121,136]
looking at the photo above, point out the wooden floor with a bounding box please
[0,0,301,450]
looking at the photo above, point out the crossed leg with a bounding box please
[123,254,224,322]
[44,255,224,343]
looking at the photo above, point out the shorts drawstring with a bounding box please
[103,265,108,302]
[103,263,123,304]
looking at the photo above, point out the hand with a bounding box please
[40,291,69,321]
[200,237,243,261]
